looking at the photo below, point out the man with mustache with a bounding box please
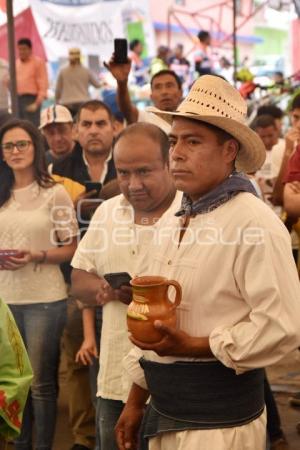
[115,75,300,450]
[51,99,119,450]
[52,99,120,210]
[71,122,181,450]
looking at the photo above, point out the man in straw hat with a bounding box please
[115,75,300,450]
[55,48,102,117]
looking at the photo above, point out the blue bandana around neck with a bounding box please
[175,171,257,217]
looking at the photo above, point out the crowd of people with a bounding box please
[1,29,300,450]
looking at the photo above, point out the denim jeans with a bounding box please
[89,358,100,450]
[90,306,102,450]
[97,397,124,450]
[9,299,67,450]
[264,372,284,442]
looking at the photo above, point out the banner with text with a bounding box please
[30,0,155,61]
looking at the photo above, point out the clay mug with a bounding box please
[127,275,182,343]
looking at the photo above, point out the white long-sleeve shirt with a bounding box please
[71,192,182,401]
[125,192,300,382]
[123,192,300,450]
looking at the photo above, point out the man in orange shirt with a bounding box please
[16,38,48,126]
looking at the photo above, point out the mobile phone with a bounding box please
[84,181,102,197]
[104,272,132,289]
[114,38,128,64]
[0,250,24,261]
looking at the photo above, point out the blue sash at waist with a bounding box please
[139,357,265,447]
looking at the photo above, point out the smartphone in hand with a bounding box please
[84,181,102,198]
[0,250,24,262]
[104,272,132,289]
[114,38,128,64]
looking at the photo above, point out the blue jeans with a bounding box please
[9,300,67,450]
[89,358,100,450]
[97,397,124,450]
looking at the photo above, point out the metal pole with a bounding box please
[6,0,19,117]
[233,0,238,87]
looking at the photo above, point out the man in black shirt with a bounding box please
[52,100,119,450]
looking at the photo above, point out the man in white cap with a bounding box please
[115,75,300,450]
[40,104,76,166]
[40,105,97,450]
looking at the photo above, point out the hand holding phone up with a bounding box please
[114,38,128,64]
[103,39,131,83]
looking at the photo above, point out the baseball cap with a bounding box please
[39,105,73,129]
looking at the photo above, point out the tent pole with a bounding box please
[233,0,238,87]
[6,0,18,117]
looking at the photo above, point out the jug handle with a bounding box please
[165,279,182,307]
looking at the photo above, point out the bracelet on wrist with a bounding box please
[39,250,47,264]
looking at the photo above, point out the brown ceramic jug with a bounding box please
[127,275,182,343]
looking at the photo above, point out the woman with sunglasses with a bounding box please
[0,119,79,450]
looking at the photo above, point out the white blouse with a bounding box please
[0,182,79,304]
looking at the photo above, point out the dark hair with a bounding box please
[129,39,141,51]
[114,122,170,165]
[0,119,54,207]
[257,104,283,119]
[194,120,237,145]
[274,71,284,78]
[150,70,182,90]
[76,99,113,123]
[175,43,184,51]
[17,38,32,48]
[291,94,300,111]
[198,30,210,42]
[250,114,276,130]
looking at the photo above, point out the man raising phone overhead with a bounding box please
[105,52,182,134]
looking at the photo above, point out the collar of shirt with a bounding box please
[82,150,112,183]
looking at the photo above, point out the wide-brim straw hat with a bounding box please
[148,75,266,173]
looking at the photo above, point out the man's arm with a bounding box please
[71,267,130,306]
[71,268,104,305]
[130,320,213,358]
[88,69,102,89]
[55,71,63,103]
[35,59,48,106]
[273,128,300,205]
[73,180,120,220]
[101,179,121,200]
[104,56,139,124]
[115,383,149,450]
[75,308,98,365]
[283,182,300,217]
